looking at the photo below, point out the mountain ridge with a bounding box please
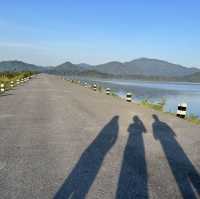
[93,58,199,76]
[0,58,199,80]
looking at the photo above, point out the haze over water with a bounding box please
[82,79,200,117]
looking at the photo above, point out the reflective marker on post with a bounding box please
[0,83,5,93]
[93,84,97,91]
[126,92,132,102]
[176,103,187,118]
[10,81,14,88]
[16,79,20,85]
[106,88,111,95]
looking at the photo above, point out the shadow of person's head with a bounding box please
[113,115,119,122]
[151,117,200,198]
[95,115,119,148]
[152,114,159,122]
[129,115,147,133]
[105,116,119,132]
[152,114,176,139]
[133,115,140,123]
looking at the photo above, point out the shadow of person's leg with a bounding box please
[54,116,119,199]
[116,116,148,199]
[152,114,200,199]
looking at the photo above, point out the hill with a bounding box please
[0,60,44,72]
[75,70,115,78]
[0,58,199,82]
[94,61,126,75]
[181,72,200,82]
[77,63,93,69]
[47,61,84,75]
[94,58,199,77]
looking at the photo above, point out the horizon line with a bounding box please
[0,57,199,69]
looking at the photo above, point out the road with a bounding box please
[0,74,200,199]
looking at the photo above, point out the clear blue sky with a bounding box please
[0,0,200,67]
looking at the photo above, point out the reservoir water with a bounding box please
[79,78,200,117]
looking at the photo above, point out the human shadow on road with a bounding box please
[54,116,119,199]
[152,114,200,199]
[116,116,148,199]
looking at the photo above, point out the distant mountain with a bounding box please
[181,72,200,82]
[77,63,93,69]
[48,61,83,75]
[0,60,83,75]
[0,58,199,81]
[76,70,115,78]
[94,58,199,77]
[94,61,127,75]
[0,60,44,72]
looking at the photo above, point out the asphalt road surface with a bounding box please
[0,74,200,199]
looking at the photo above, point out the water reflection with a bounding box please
[76,78,200,117]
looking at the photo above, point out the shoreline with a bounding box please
[66,77,200,125]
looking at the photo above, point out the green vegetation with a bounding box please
[141,99,165,111]
[181,72,200,82]
[140,99,200,125]
[186,114,200,125]
[111,92,118,97]
[0,71,34,90]
[76,70,115,79]
[70,79,200,125]
[1,59,200,82]
[97,85,102,92]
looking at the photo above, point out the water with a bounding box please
[76,78,200,117]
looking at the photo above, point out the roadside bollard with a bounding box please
[10,81,14,88]
[176,103,187,118]
[84,82,88,88]
[0,83,5,93]
[20,79,24,84]
[106,88,111,95]
[126,92,132,102]
[93,84,97,91]
[16,79,20,85]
